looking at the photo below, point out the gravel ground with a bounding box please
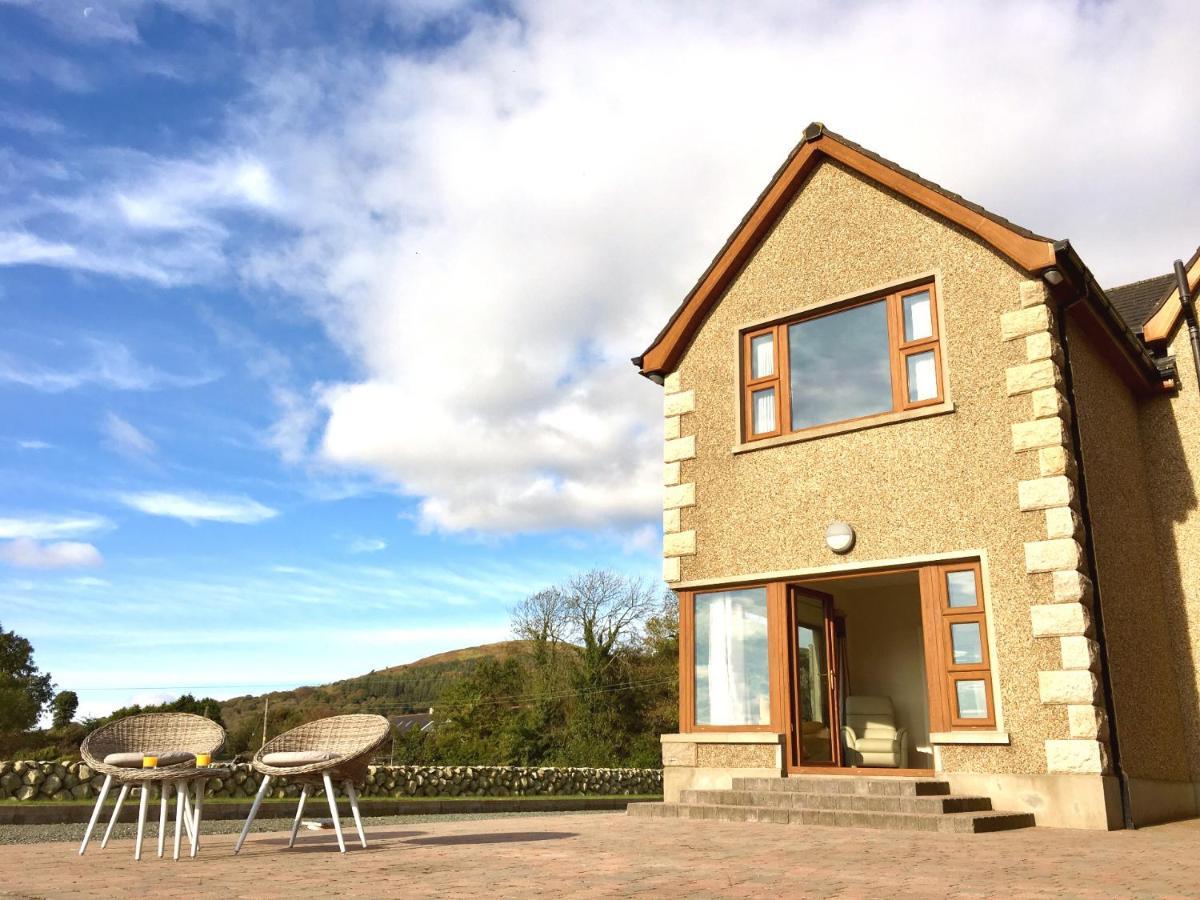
[0,810,614,846]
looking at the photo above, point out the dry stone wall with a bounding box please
[0,760,661,801]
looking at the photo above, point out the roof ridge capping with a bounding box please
[633,123,1168,394]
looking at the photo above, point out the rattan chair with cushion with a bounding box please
[78,712,225,858]
[235,714,390,854]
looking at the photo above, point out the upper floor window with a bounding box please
[741,282,943,441]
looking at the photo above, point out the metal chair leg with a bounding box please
[157,784,169,858]
[323,773,346,853]
[79,774,113,855]
[101,783,129,849]
[134,785,150,861]
[173,783,185,861]
[234,775,271,855]
[191,778,206,858]
[345,780,367,848]
[288,786,309,848]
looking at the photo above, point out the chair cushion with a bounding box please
[261,751,340,767]
[854,738,899,754]
[104,751,195,768]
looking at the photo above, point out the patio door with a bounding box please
[786,586,841,768]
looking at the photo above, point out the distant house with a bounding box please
[633,123,1200,830]
[390,709,435,735]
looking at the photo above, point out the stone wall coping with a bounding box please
[929,731,1011,745]
[661,732,784,745]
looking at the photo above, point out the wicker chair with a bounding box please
[78,713,225,859]
[235,714,390,854]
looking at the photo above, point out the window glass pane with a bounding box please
[950,622,983,665]
[906,350,938,402]
[750,333,774,379]
[788,301,893,429]
[751,387,776,434]
[946,571,977,608]
[694,588,771,726]
[955,679,988,719]
[903,290,933,342]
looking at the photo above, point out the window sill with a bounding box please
[662,732,784,745]
[929,731,1010,746]
[732,401,955,454]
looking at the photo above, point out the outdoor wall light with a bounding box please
[825,521,855,554]
[1043,269,1064,286]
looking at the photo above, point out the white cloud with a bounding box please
[102,411,157,460]
[118,490,278,524]
[0,538,103,569]
[17,440,52,450]
[0,513,111,540]
[346,537,387,554]
[70,576,111,587]
[7,0,1200,535]
[0,338,217,392]
[0,105,65,135]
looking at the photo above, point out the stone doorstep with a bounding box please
[627,802,1035,834]
[730,776,951,797]
[679,789,993,815]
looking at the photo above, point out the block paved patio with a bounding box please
[2,811,1199,898]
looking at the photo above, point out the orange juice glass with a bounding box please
[142,755,158,769]
[196,753,211,767]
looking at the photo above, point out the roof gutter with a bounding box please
[1051,240,1172,390]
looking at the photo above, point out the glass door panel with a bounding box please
[788,587,839,767]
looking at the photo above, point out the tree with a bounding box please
[0,624,54,733]
[51,690,79,729]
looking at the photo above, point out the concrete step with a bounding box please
[732,775,951,797]
[679,788,994,815]
[627,801,1035,833]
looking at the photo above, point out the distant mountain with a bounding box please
[218,640,528,753]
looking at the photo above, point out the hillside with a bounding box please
[218,640,529,754]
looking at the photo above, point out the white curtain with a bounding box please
[753,388,776,433]
[698,589,768,725]
[707,595,746,723]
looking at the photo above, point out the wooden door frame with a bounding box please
[784,564,934,777]
[784,585,842,770]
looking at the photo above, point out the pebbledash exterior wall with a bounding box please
[1140,326,1200,807]
[658,159,1126,829]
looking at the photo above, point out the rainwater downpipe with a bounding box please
[1173,260,1200,380]
[1054,288,1134,830]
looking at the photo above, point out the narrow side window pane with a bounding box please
[946,571,977,608]
[903,290,933,342]
[950,622,983,665]
[751,387,776,434]
[906,350,938,402]
[788,300,892,430]
[955,679,988,719]
[750,333,774,379]
[694,588,771,726]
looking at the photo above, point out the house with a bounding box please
[630,123,1200,830]
[389,710,435,735]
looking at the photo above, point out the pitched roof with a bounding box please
[634,123,1058,378]
[1142,245,1200,343]
[634,123,1168,393]
[1105,274,1175,335]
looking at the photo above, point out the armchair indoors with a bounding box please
[841,696,908,769]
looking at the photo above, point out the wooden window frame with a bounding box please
[679,585,777,733]
[741,327,784,439]
[740,281,944,442]
[920,561,996,730]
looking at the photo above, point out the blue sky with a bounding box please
[1,0,1197,719]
